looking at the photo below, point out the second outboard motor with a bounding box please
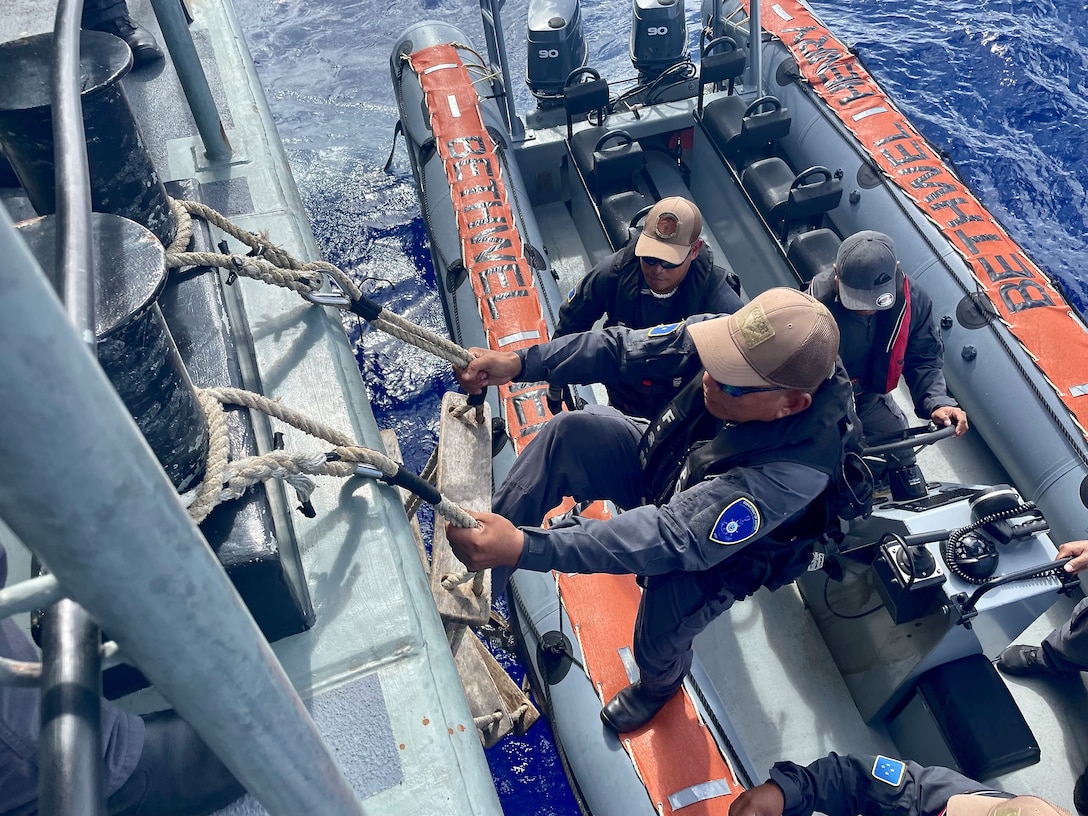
[630,0,688,80]
[527,0,588,107]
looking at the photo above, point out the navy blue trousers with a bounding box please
[493,406,754,697]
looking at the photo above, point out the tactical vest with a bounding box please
[637,367,858,591]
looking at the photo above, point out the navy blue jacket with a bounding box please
[808,270,957,419]
[511,318,847,577]
[553,242,743,417]
[770,753,1011,816]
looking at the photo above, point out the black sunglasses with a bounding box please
[639,252,688,270]
[715,380,786,398]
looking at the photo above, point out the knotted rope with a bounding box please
[167,199,491,593]
[166,198,473,369]
[180,387,477,532]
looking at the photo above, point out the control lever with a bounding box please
[949,556,1079,628]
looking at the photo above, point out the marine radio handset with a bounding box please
[940,486,1049,584]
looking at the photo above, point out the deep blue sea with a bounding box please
[231,0,1088,812]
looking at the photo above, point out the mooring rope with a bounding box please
[165,199,492,594]
[180,387,478,532]
[165,198,473,368]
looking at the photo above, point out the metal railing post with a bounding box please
[478,0,525,140]
[749,0,763,97]
[40,2,105,812]
[147,0,233,161]
[0,209,366,815]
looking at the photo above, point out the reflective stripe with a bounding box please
[667,778,733,810]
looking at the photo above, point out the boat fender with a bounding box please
[537,630,576,685]
[491,416,511,458]
[382,119,403,173]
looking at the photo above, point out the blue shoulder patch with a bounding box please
[566,287,576,302]
[647,321,683,337]
[871,756,906,787]
[709,498,761,545]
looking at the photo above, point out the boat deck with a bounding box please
[1,1,498,812]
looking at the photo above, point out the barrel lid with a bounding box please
[0,31,132,114]
[15,212,166,338]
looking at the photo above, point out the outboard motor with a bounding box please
[526,0,588,107]
[630,0,688,80]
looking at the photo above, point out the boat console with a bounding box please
[797,475,1079,778]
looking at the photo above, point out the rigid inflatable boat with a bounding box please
[389,0,1088,812]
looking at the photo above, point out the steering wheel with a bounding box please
[861,424,956,457]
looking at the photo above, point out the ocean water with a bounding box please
[230,0,1088,812]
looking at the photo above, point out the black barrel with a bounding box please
[15,212,207,491]
[0,31,176,246]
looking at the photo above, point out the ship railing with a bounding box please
[477,0,526,140]
[0,1,365,813]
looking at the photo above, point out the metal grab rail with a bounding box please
[44,1,105,811]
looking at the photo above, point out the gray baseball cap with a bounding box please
[835,230,898,311]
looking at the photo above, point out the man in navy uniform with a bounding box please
[807,230,968,500]
[729,752,1075,816]
[447,288,858,732]
[552,196,743,418]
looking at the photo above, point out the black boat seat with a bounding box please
[601,191,652,250]
[704,95,791,167]
[563,68,610,182]
[742,158,843,237]
[787,228,841,284]
[696,35,746,116]
[563,67,609,139]
[888,653,1040,780]
[570,129,645,202]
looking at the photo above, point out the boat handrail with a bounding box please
[45,1,106,807]
[477,0,525,140]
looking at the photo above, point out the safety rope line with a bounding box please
[179,387,478,532]
[162,199,492,594]
[404,445,439,520]
[165,197,473,369]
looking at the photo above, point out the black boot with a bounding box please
[600,682,675,732]
[83,0,164,69]
[107,709,246,815]
[1074,766,1087,816]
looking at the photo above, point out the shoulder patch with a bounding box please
[871,756,906,787]
[647,321,683,337]
[709,498,761,545]
[566,287,576,302]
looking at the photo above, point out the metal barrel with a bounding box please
[0,31,176,247]
[15,212,207,491]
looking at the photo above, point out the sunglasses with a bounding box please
[640,254,687,270]
[715,380,785,398]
